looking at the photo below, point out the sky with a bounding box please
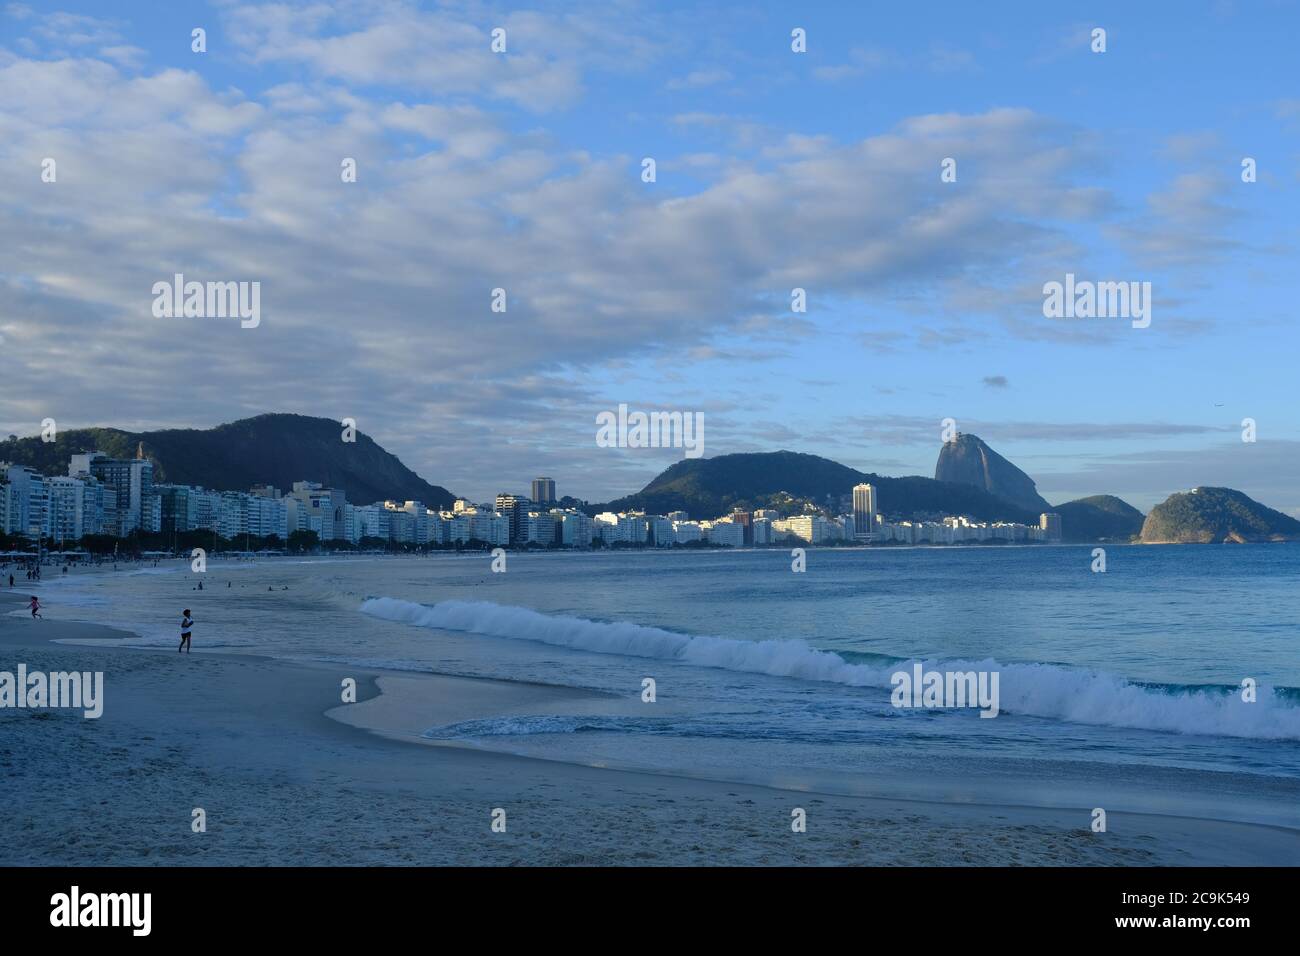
[2,0,1298,512]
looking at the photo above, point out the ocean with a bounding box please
[28,543,1300,828]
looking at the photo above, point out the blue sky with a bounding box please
[2,0,1298,512]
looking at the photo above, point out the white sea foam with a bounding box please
[360,597,1300,741]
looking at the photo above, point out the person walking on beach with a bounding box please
[29,596,41,619]
[179,609,193,654]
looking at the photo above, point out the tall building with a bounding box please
[531,477,556,505]
[523,510,558,545]
[1039,513,1062,542]
[852,483,878,539]
[156,484,199,533]
[0,464,47,538]
[730,509,754,546]
[494,494,531,543]
[71,452,154,537]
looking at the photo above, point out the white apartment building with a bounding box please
[0,464,46,538]
[50,476,87,541]
[704,520,744,548]
[559,511,594,547]
[649,516,675,547]
[770,514,844,545]
[671,520,702,543]
[470,510,510,546]
[523,511,558,546]
[594,512,648,545]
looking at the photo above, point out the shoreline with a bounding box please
[2,591,1298,865]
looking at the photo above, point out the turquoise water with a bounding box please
[30,543,1300,828]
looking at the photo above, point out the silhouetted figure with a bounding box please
[179,609,193,653]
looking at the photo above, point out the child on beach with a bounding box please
[179,609,193,653]
[29,596,41,619]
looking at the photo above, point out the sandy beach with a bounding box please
[3,589,1297,866]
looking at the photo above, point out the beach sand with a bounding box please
[2,591,1297,866]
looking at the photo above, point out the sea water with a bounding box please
[26,544,1300,828]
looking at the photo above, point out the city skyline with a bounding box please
[3,2,1298,513]
[2,446,1063,549]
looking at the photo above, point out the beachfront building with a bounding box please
[671,520,702,543]
[431,505,506,546]
[770,514,845,545]
[246,493,288,539]
[69,451,154,537]
[0,462,122,542]
[45,476,90,543]
[353,503,394,543]
[192,488,225,532]
[218,491,251,539]
[852,483,877,541]
[386,507,416,545]
[0,464,47,539]
[157,484,198,533]
[473,510,510,546]
[288,481,348,541]
[216,491,289,541]
[649,516,675,547]
[141,492,162,533]
[559,511,594,547]
[594,512,648,545]
[523,511,558,546]
[729,510,754,546]
[1040,513,1063,542]
[495,494,531,544]
[444,511,472,544]
[385,501,436,545]
[703,520,744,548]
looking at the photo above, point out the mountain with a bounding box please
[935,433,1052,514]
[0,414,456,508]
[1053,495,1145,543]
[1139,487,1300,544]
[599,450,1040,523]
